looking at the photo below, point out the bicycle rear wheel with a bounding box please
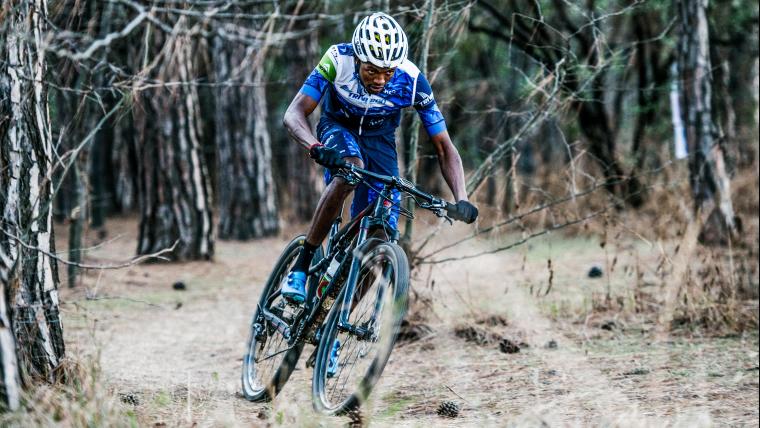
[241,235,320,401]
[311,240,409,415]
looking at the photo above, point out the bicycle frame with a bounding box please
[300,179,397,340]
[263,164,450,352]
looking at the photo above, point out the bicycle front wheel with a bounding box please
[311,240,409,415]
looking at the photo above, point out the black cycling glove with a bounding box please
[449,200,479,224]
[309,144,345,169]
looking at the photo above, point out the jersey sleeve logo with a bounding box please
[317,51,337,82]
[416,91,434,108]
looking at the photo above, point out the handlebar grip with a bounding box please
[445,202,462,221]
[445,201,478,223]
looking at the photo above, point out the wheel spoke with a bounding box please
[321,249,399,409]
[328,334,357,398]
[335,336,363,399]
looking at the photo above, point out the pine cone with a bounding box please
[346,409,364,427]
[119,392,140,406]
[436,400,460,418]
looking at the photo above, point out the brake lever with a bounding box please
[338,163,362,186]
[430,206,453,225]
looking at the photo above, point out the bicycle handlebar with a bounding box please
[336,162,461,222]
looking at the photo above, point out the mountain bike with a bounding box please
[241,162,468,415]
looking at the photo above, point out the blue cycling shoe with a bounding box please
[326,339,341,378]
[281,271,307,303]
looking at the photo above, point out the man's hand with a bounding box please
[449,200,478,224]
[309,144,345,169]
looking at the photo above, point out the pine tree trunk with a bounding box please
[112,114,138,212]
[0,0,66,395]
[0,249,21,410]
[676,0,737,244]
[67,162,86,287]
[134,30,214,261]
[108,7,139,215]
[577,97,643,207]
[50,0,116,285]
[89,127,112,228]
[402,0,435,244]
[282,36,322,223]
[212,37,279,240]
[87,1,117,231]
[631,10,670,173]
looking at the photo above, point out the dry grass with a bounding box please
[0,355,134,427]
[469,152,759,337]
[668,249,759,334]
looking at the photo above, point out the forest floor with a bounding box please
[57,215,759,427]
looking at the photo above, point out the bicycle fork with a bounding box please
[337,185,396,340]
[337,217,370,338]
[336,218,393,342]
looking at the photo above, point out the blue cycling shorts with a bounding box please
[317,118,401,230]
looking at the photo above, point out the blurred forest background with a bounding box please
[0,0,758,422]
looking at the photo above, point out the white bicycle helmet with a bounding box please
[352,12,408,69]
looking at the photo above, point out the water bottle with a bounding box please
[317,251,344,299]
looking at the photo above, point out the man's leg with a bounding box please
[304,156,363,246]
[281,157,363,303]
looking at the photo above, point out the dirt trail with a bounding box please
[60,217,759,427]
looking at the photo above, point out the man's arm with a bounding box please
[412,72,477,222]
[411,72,468,201]
[285,45,338,150]
[283,92,321,150]
[429,130,468,202]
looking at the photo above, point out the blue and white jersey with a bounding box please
[300,43,447,137]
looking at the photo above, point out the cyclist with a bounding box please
[281,12,478,304]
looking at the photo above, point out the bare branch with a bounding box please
[2,229,179,270]
[419,210,604,265]
[46,9,148,61]
[415,156,678,265]
[465,60,565,196]
[418,178,610,260]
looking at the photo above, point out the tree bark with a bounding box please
[112,113,138,212]
[402,0,435,244]
[89,125,113,229]
[0,250,21,410]
[49,0,118,285]
[0,0,66,395]
[275,6,322,223]
[631,9,672,173]
[66,162,86,288]
[676,0,737,244]
[212,37,280,240]
[283,42,322,223]
[134,29,214,261]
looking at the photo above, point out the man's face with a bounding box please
[357,60,396,95]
